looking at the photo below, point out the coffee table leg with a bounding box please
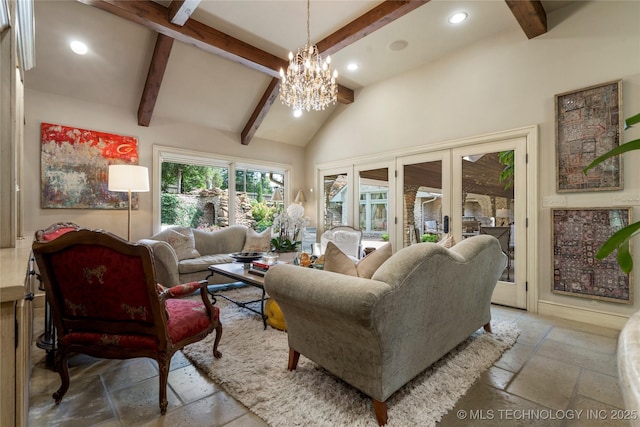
[260,287,267,330]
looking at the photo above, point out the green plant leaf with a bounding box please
[624,113,640,129]
[617,241,633,274]
[595,221,640,259]
[583,138,640,173]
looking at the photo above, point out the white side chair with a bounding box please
[319,226,363,260]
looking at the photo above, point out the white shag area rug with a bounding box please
[182,288,519,427]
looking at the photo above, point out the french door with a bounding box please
[396,137,528,309]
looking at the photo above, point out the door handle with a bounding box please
[443,215,449,234]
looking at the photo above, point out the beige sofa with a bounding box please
[139,225,248,287]
[264,235,507,425]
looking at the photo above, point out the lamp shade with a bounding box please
[271,188,283,201]
[294,189,307,204]
[108,165,149,192]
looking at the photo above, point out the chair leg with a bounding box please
[288,348,300,371]
[483,322,492,333]
[158,355,170,415]
[52,350,70,404]
[213,321,223,359]
[373,399,388,426]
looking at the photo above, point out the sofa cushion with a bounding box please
[242,228,272,252]
[163,227,201,261]
[438,234,456,248]
[324,242,392,279]
[178,254,235,274]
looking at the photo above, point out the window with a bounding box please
[153,146,290,233]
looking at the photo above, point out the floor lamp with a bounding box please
[108,164,149,240]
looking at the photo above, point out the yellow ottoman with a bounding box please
[265,298,287,331]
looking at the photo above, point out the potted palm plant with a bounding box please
[583,113,640,273]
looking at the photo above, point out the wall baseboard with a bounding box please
[537,300,629,330]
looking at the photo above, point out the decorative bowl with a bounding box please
[229,252,266,263]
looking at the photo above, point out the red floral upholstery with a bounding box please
[32,228,222,415]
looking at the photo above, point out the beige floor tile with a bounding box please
[566,396,630,427]
[100,357,159,392]
[494,342,536,373]
[577,370,624,409]
[137,391,250,427]
[168,364,219,404]
[479,366,515,390]
[547,327,618,355]
[222,411,269,427]
[110,376,182,425]
[513,319,552,347]
[535,338,618,377]
[507,355,581,410]
[28,374,116,427]
[438,382,562,426]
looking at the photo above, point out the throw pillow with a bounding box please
[242,228,272,252]
[165,228,200,261]
[323,241,392,278]
[437,234,456,248]
[356,242,392,279]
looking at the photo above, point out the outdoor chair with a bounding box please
[32,228,222,414]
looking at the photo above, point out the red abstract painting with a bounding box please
[41,122,139,209]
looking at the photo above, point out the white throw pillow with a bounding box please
[165,228,201,261]
[242,228,272,252]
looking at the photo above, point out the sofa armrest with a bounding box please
[265,265,390,325]
[139,239,180,287]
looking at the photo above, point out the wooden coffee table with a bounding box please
[206,262,267,329]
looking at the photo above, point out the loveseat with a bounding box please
[264,234,507,425]
[140,225,254,287]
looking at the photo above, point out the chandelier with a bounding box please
[279,0,338,113]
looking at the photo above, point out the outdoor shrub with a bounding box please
[421,233,438,243]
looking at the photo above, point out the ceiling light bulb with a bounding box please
[293,109,302,118]
[448,12,468,24]
[347,63,358,71]
[70,40,88,55]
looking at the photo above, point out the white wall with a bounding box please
[305,1,640,321]
[24,89,305,241]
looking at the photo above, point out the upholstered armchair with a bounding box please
[32,228,222,415]
[318,226,363,259]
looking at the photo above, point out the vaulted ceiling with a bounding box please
[25,0,568,147]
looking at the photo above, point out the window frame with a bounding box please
[152,145,292,234]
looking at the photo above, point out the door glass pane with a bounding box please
[323,173,348,229]
[358,168,389,249]
[403,161,443,248]
[461,151,514,282]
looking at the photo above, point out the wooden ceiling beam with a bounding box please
[317,0,430,57]
[138,34,174,127]
[242,0,429,145]
[505,0,547,39]
[138,1,196,127]
[241,78,280,146]
[77,0,290,77]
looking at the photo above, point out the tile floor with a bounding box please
[28,302,628,426]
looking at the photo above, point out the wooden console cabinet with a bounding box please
[0,238,34,427]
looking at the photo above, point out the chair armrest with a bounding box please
[139,239,180,287]
[158,281,202,299]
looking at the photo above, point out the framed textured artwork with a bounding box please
[41,122,139,209]
[552,208,632,304]
[555,80,623,192]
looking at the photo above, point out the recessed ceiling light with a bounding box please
[70,40,88,55]
[448,12,468,24]
[347,63,359,71]
[293,109,302,118]
[388,40,408,52]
